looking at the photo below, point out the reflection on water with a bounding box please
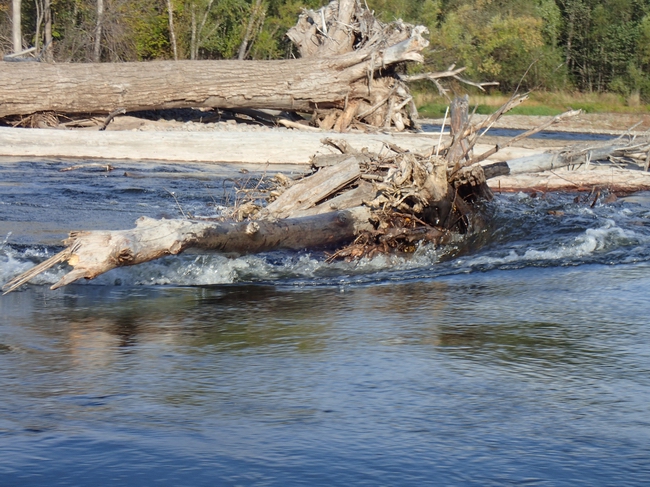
[2,264,650,486]
[2,158,650,485]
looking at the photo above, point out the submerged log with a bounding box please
[2,208,374,294]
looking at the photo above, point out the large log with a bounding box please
[0,125,438,163]
[2,207,373,294]
[0,0,428,130]
[0,51,418,117]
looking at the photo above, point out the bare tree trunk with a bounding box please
[34,0,43,54]
[190,2,197,60]
[44,0,53,61]
[238,0,263,60]
[93,0,104,62]
[166,0,178,61]
[11,0,22,54]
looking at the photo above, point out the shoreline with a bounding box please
[421,112,650,136]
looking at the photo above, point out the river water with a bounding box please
[1,151,650,486]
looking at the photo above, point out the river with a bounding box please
[1,148,650,486]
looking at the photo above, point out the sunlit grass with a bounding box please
[414,90,650,118]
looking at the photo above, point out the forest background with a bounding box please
[1,0,650,115]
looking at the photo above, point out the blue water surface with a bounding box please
[1,157,650,486]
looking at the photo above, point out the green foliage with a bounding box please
[559,0,650,98]
[129,4,171,60]
[474,104,563,116]
[429,1,566,92]
[417,102,449,118]
[252,0,325,58]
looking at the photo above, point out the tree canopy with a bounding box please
[2,0,650,100]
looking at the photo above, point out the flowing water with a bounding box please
[1,152,650,486]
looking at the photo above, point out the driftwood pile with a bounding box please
[2,97,495,294]
[5,94,650,294]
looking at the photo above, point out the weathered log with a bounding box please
[0,0,428,133]
[486,166,650,192]
[262,156,361,219]
[2,207,373,294]
[483,136,650,177]
[0,125,437,163]
[0,48,421,118]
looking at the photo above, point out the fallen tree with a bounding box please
[0,0,434,132]
[5,96,647,294]
[483,133,650,191]
[2,95,489,293]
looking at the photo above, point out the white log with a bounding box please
[0,127,439,163]
[2,207,374,294]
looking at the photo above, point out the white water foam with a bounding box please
[457,219,641,269]
[1,232,451,290]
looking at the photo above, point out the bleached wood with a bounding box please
[487,167,650,192]
[263,156,361,218]
[0,127,438,163]
[2,208,374,294]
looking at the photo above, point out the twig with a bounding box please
[549,170,581,188]
[165,188,188,219]
[435,106,449,157]
[99,108,126,131]
[399,68,499,93]
[451,75,499,91]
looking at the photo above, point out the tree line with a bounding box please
[2,0,650,101]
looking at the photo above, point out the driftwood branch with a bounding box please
[2,208,374,294]
[399,67,499,93]
[482,134,650,179]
